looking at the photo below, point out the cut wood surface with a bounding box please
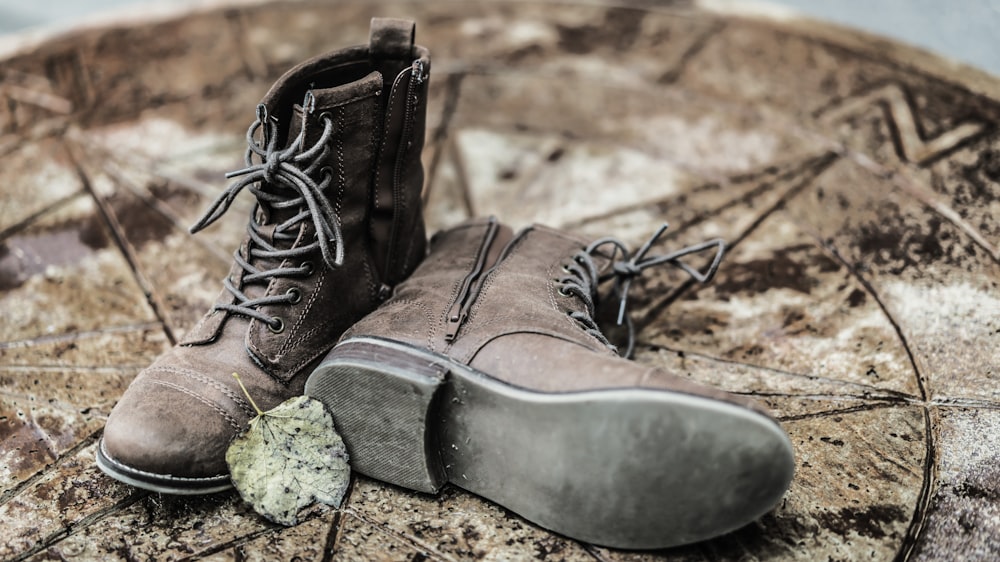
[1,2,998,560]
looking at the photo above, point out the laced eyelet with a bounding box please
[317,111,333,125]
[558,286,571,297]
[300,261,315,277]
[561,264,572,273]
[268,317,285,333]
[286,287,302,304]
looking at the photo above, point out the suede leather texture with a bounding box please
[342,219,773,416]
[102,18,431,481]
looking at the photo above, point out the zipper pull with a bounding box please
[442,218,501,343]
[444,305,465,342]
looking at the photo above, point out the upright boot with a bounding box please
[98,18,431,494]
[305,218,795,549]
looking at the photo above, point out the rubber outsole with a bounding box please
[305,336,796,549]
[95,439,233,495]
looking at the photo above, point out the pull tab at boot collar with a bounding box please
[370,18,416,59]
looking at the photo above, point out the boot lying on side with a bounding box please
[98,18,431,494]
[306,217,795,550]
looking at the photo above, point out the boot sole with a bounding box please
[96,439,233,495]
[305,336,795,549]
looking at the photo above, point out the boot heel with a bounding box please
[305,337,448,493]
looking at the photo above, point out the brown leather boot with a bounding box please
[97,18,431,494]
[305,217,794,549]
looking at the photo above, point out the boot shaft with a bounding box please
[259,17,430,287]
[182,18,431,382]
[342,217,617,361]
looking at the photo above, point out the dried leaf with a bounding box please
[226,375,350,526]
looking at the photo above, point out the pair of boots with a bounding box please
[97,19,794,550]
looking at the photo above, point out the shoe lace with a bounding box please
[188,99,343,330]
[557,224,725,358]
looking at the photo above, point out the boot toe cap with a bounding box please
[100,379,242,493]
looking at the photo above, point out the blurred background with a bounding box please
[1,0,999,76]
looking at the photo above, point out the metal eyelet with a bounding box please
[376,283,393,302]
[317,111,333,125]
[268,317,285,334]
[558,286,571,297]
[286,288,302,304]
[300,261,314,277]
[561,264,572,273]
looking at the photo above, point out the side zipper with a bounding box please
[443,221,530,342]
[444,218,501,342]
[385,62,421,280]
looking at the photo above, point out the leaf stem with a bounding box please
[232,372,264,416]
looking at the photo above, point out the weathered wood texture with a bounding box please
[1,1,998,560]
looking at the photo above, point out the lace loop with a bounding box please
[559,223,726,358]
[188,100,343,325]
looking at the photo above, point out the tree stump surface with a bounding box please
[1,1,999,560]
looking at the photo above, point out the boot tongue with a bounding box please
[255,105,306,225]
[243,71,384,298]
[255,70,384,218]
[239,109,308,302]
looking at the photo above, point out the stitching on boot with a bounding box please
[249,222,310,363]
[150,380,243,432]
[374,73,398,216]
[315,90,380,111]
[361,248,379,300]
[368,86,382,247]
[456,233,529,362]
[388,75,419,277]
[531,224,591,246]
[334,107,346,217]
[281,304,340,376]
[410,298,436,351]
[149,366,256,419]
[359,297,434,351]
[287,348,333,381]
[278,267,326,358]
[285,333,339,381]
